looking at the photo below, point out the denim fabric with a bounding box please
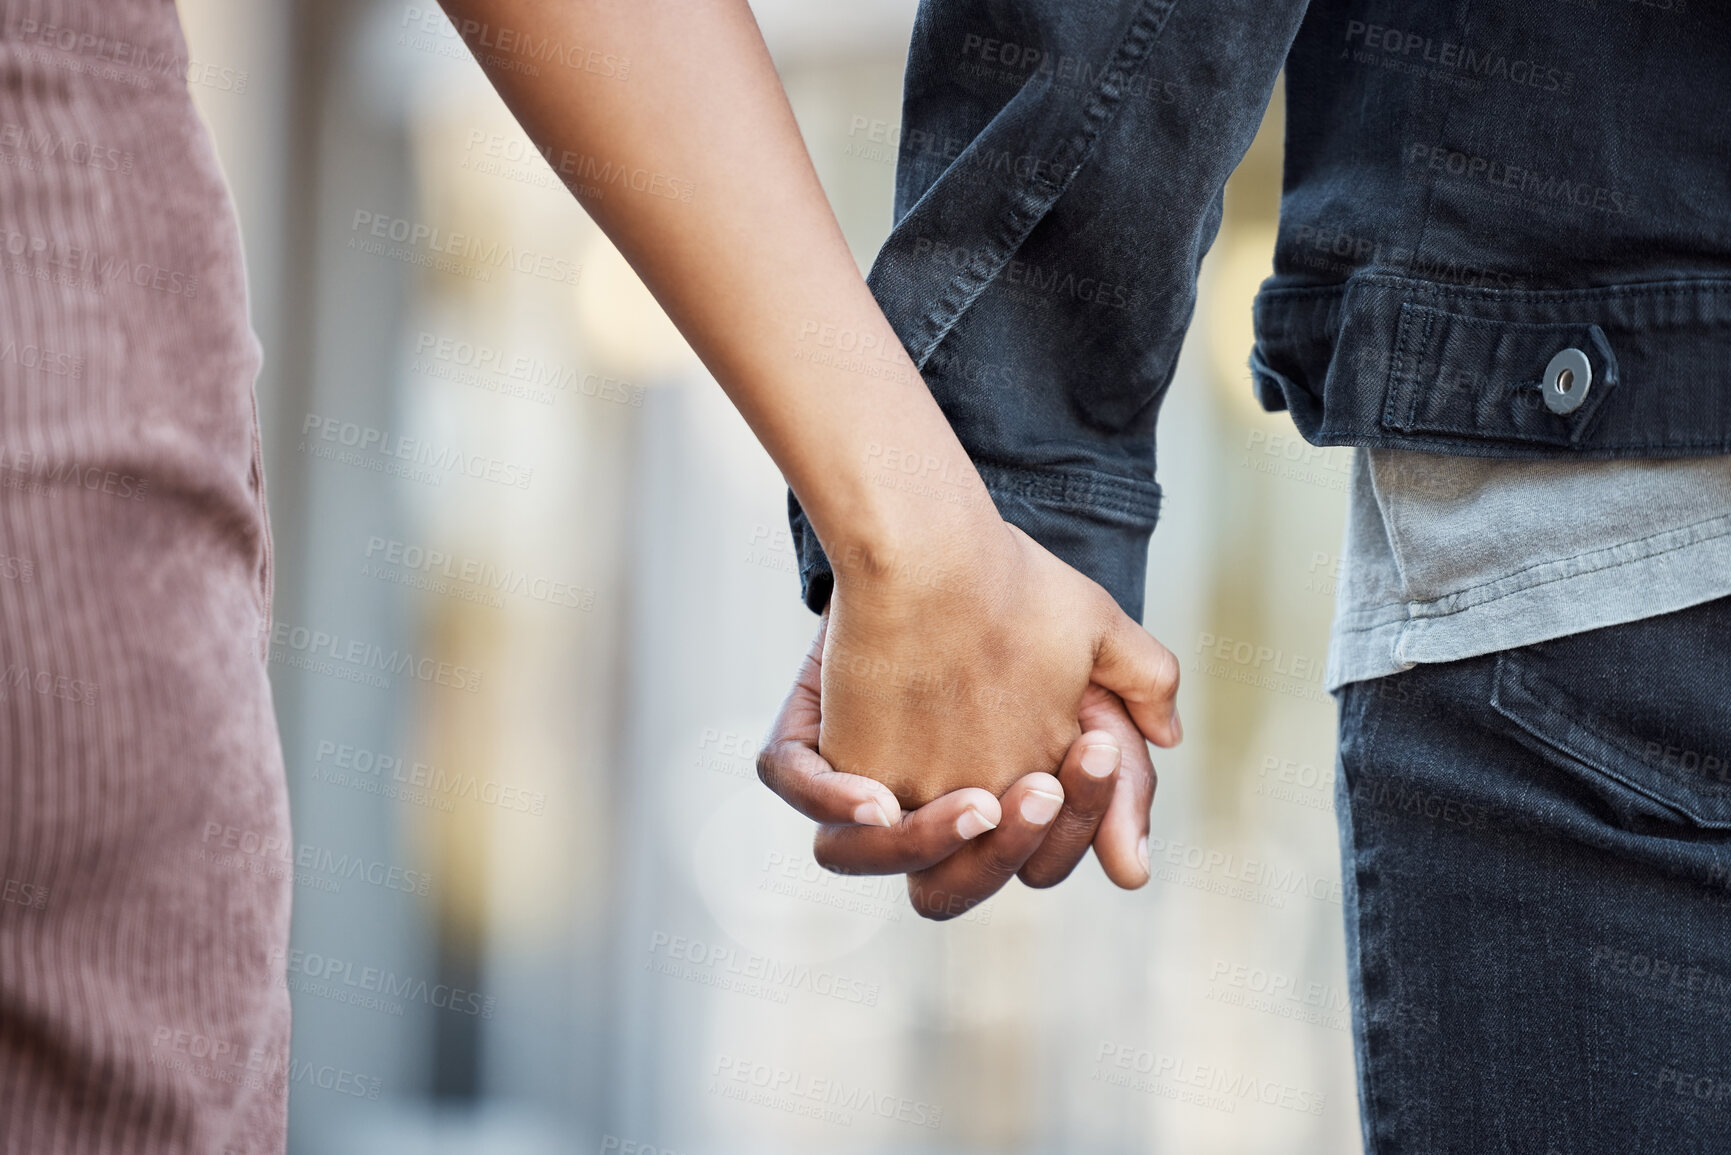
[1335,597,1731,1153]
[791,0,1731,619]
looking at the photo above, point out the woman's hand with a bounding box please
[758,618,1162,919]
[820,516,1180,809]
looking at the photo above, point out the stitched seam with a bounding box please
[1259,274,1731,307]
[977,462,1162,521]
[905,0,1179,367]
[1318,430,1731,453]
[1377,307,1619,442]
[1491,663,1728,826]
[1348,675,1394,1155]
[1353,512,1731,623]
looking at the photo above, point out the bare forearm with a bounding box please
[439,0,999,571]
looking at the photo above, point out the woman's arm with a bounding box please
[438,0,979,569]
[439,0,1182,812]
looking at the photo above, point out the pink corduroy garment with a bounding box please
[0,1,292,1152]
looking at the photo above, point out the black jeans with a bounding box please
[1336,595,1731,1154]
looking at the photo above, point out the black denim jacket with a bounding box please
[793,0,1727,620]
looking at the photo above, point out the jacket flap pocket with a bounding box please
[1382,304,1620,446]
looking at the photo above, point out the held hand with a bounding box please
[758,621,1160,919]
[820,518,1180,809]
[1018,682,1158,891]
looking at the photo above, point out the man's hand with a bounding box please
[758,620,1160,920]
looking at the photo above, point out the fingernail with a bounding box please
[1019,789,1063,825]
[1079,743,1119,779]
[1170,707,1184,744]
[853,799,893,828]
[956,807,996,840]
[1136,835,1150,875]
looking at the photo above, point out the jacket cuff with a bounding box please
[789,463,1161,622]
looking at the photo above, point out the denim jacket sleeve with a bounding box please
[790,0,1312,621]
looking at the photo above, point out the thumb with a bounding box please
[1078,685,1156,889]
[1089,608,1182,749]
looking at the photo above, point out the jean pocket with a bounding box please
[1491,626,1731,831]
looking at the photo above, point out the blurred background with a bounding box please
[177,1,1357,1151]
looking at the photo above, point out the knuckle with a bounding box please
[812,833,863,876]
[754,743,781,789]
[976,846,1022,878]
[1090,586,1123,627]
[912,895,957,922]
[1020,862,1072,889]
[1049,809,1099,843]
[908,877,979,922]
[1018,861,1059,889]
[1151,645,1181,696]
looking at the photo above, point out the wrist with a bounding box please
[822,474,1008,605]
[770,338,1007,598]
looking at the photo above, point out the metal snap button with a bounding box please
[1542,347,1592,415]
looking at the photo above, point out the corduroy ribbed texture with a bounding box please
[0,2,292,1152]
